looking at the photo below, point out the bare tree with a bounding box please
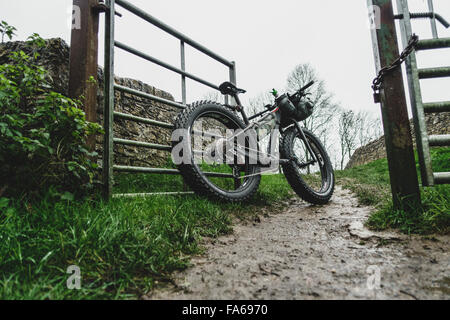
[248,91,274,116]
[338,110,358,170]
[286,64,340,149]
[202,90,224,103]
[354,110,383,147]
[337,109,383,169]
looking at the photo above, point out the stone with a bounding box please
[346,112,450,168]
[0,38,178,168]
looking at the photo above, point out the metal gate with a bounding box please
[395,0,450,186]
[103,0,236,198]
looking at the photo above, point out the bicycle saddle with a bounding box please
[219,81,247,95]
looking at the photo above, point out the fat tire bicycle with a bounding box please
[171,81,335,204]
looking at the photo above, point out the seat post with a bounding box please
[233,93,249,125]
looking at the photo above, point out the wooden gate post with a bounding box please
[367,0,421,211]
[69,0,100,151]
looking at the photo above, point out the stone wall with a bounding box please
[4,38,447,171]
[346,112,450,168]
[0,38,178,167]
[96,71,177,168]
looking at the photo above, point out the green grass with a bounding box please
[336,147,450,235]
[335,158,391,205]
[0,173,293,299]
[2,147,447,299]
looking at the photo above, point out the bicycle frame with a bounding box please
[173,79,335,204]
[214,92,319,169]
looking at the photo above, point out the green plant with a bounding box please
[367,184,450,234]
[0,173,293,299]
[336,152,450,235]
[0,28,103,199]
[0,21,16,43]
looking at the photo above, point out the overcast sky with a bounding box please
[1,0,449,118]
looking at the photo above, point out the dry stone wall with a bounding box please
[0,38,178,168]
[2,38,447,171]
[346,112,450,168]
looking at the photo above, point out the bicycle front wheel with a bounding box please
[280,126,334,204]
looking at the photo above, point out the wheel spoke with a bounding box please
[190,111,259,193]
[291,133,326,192]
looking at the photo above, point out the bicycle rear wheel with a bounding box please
[280,126,334,204]
[172,101,261,202]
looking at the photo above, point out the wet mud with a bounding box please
[147,187,449,300]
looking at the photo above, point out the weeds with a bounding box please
[336,147,450,235]
[0,174,293,299]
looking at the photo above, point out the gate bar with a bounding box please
[113,192,195,198]
[114,166,180,174]
[114,84,186,109]
[115,0,233,67]
[114,111,174,129]
[114,165,235,178]
[113,138,172,151]
[418,66,450,79]
[423,101,450,113]
[434,173,450,184]
[103,0,116,198]
[115,41,220,90]
[427,0,438,39]
[428,135,450,147]
[416,37,450,50]
[180,41,187,104]
[396,0,434,187]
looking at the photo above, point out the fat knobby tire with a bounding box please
[280,126,335,205]
[172,101,261,202]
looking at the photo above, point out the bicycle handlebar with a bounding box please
[289,81,315,101]
[299,81,315,93]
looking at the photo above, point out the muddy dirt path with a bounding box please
[147,187,449,300]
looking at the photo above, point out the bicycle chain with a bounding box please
[372,34,419,103]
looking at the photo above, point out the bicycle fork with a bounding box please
[293,122,322,168]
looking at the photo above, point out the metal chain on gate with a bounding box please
[372,34,419,103]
